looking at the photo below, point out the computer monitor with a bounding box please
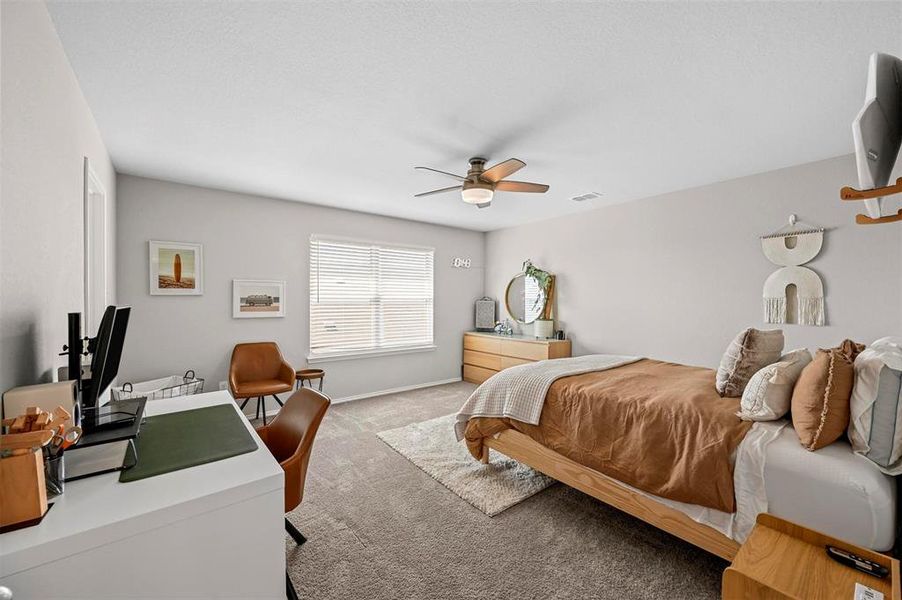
[82,305,130,410]
[77,306,140,431]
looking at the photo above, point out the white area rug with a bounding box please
[377,413,555,516]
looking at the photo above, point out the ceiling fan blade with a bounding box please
[414,166,468,182]
[494,180,549,193]
[414,185,463,197]
[480,158,526,183]
[476,202,491,209]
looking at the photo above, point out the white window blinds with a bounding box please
[309,236,435,359]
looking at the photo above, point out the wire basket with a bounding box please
[111,370,205,401]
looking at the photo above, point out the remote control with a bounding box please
[826,546,889,578]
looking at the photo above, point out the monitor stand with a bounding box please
[81,398,146,433]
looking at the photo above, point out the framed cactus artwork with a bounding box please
[149,240,204,295]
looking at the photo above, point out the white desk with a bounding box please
[0,391,285,599]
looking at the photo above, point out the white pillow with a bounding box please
[848,337,902,474]
[738,348,812,421]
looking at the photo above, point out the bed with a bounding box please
[458,356,896,559]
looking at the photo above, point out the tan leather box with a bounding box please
[3,380,76,424]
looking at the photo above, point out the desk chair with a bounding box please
[228,342,294,425]
[255,388,330,600]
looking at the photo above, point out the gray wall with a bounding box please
[115,175,484,407]
[0,1,117,392]
[486,155,902,368]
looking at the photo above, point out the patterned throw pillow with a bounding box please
[715,328,785,397]
[791,339,866,451]
[738,349,812,421]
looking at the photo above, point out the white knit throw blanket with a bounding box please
[454,354,640,441]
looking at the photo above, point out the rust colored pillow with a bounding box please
[791,340,865,451]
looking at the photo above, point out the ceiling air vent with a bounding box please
[570,192,602,202]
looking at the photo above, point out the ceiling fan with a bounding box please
[414,157,549,208]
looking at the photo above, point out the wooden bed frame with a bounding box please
[481,429,741,561]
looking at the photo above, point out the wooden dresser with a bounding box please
[462,332,572,384]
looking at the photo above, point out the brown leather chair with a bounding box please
[255,387,330,546]
[229,342,295,425]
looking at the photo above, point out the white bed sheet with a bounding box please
[763,425,896,550]
[629,421,897,550]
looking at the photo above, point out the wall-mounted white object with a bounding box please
[451,257,472,269]
[760,215,826,326]
[843,52,902,225]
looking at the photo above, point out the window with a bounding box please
[309,236,435,360]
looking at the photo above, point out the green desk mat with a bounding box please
[120,403,257,482]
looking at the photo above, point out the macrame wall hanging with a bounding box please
[761,215,826,326]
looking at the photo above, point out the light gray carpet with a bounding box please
[376,413,556,516]
[283,381,726,599]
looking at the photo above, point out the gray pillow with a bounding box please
[716,328,784,397]
[848,338,902,474]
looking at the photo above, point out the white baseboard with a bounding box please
[329,377,462,404]
[249,377,463,418]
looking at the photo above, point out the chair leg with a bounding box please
[255,397,261,420]
[273,394,284,407]
[261,396,268,426]
[285,518,306,546]
[239,398,249,411]
[286,571,299,600]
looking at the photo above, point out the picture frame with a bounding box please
[233,279,286,318]
[149,240,203,295]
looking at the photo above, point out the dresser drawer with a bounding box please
[501,356,533,369]
[463,364,497,385]
[463,334,501,355]
[463,350,502,371]
[500,339,549,361]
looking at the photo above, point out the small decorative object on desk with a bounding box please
[112,370,204,401]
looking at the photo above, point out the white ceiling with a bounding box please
[47,1,902,232]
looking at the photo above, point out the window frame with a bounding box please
[307,235,436,363]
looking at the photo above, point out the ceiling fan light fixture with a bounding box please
[461,187,493,205]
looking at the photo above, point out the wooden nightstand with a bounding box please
[723,513,900,599]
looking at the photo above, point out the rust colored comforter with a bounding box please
[464,359,752,512]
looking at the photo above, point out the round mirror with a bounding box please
[505,273,547,323]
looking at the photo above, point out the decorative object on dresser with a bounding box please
[461,332,571,384]
[148,240,203,295]
[232,279,286,318]
[474,297,496,332]
[761,215,826,326]
[722,513,900,600]
[506,260,556,337]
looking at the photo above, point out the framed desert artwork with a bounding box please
[149,240,203,295]
[233,279,286,318]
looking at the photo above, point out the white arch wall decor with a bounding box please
[762,266,825,326]
[760,217,826,326]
